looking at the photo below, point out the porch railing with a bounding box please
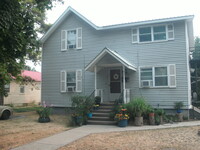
[124,89,130,104]
[116,89,130,104]
[95,89,103,103]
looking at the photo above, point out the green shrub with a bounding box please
[71,95,95,125]
[37,106,52,118]
[124,97,148,118]
[174,101,184,110]
[155,108,165,116]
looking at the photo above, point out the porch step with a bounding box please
[92,112,111,117]
[87,120,116,125]
[87,101,115,125]
[89,116,111,121]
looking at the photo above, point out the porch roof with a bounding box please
[85,47,137,72]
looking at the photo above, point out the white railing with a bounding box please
[124,89,130,104]
[95,89,103,102]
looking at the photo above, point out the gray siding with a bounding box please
[42,13,190,108]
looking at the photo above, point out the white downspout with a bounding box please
[94,66,97,96]
[123,65,126,103]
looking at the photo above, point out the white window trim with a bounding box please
[61,27,82,51]
[139,64,176,88]
[132,24,174,44]
[60,70,66,93]
[60,69,82,93]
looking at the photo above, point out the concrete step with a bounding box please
[89,116,110,121]
[99,105,114,109]
[93,109,113,113]
[92,112,110,117]
[87,120,116,125]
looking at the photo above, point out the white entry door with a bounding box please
[109,69,121,101]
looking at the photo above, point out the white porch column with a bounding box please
[94,65,97,96]
[123,65,126,103]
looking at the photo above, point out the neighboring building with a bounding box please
[41,6,194,110]
[4,70,41,106]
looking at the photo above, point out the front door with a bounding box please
[109,69,121,101]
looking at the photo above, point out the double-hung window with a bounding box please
[154,67,168,86]
[61,28,82,51]
[132,24,174,43]
[139,27,151,42]
[153,26,166,41]
[67,30,76,49]
[140,64,176,88]
[60,69,82,93]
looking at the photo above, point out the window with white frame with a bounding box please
[132,24,174,43]
[60,69,82,92]
[61,28,82,51]
[153,26,166,41]
[139,27,152,42]
[67,30,76,49]
[140,64,176,88]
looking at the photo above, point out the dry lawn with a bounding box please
[60,126,200,150]
[0,111,70,150]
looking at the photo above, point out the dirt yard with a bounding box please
[60,126,200,150]
[0,111,70,150]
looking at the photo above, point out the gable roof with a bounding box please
[85,47,137,72]
[41,6,194,43]
[22,70,41,82]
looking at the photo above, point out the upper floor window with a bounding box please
[61,28,82,51]
[132,24,174,43]
[67,30,76,49]
[139,27,151,42]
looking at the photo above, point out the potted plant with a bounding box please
[146,105,155,125]
[94,96,101,105]
[155,108,165,125]
[128,97,147,126]
[174,101,184,122]
[37,102,52,123]
[174,102,184,113]
[93,104,100,110]
[114,108,129,127]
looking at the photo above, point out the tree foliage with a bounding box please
[0,0,63,103]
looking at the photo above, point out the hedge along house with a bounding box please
[41,6,194,112]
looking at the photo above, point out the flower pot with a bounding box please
[87,113,93,118]
[176,113,183,122]
[149,113,155,125]
[134,116,143,126]
[118,119,128,127]
[177,109,182,113]
[38,117,50,123]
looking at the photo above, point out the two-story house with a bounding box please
[41,7,194,112]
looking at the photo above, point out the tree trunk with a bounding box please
[0,93,4,105]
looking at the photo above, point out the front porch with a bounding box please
[85,47,137,103]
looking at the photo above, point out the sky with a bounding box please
[32,0,200,72]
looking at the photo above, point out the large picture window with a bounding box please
[140,64,176,88]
